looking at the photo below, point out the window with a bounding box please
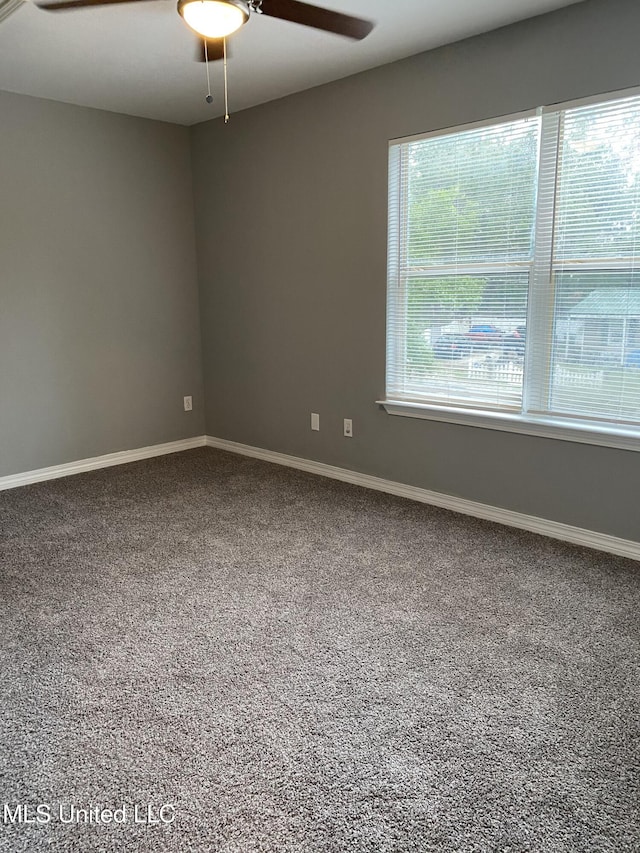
[384,91,640,449]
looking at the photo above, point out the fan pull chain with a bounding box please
[204,41,213,105]
[223,37,230,123]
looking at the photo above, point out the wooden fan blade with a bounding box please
[36,0,155,10]
[196,38,227,62]
[259,0,374,40]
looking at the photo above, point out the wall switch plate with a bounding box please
[344,418,353,437]
[311,412,320,431]
[184,396,193,412]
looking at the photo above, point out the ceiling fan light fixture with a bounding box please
[178,0,249,39]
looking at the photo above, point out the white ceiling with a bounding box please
[0,0,583,125]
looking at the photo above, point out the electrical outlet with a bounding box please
[343,418,353,438]
[311,412,320,431]
[183,395,193,412]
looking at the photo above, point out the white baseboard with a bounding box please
[0,436,207,492]
[205,435,640,562]
[2,433,636,562]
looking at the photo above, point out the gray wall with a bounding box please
[0,92,204,476]
[192,0,640,542]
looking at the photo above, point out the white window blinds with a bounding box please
[387,114,540,411]
[386,91,640,441]
[534,96,640,426]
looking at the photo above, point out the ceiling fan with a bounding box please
[33,0,375,56]
[32,0,374,117]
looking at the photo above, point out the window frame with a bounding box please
[381,89,640,452]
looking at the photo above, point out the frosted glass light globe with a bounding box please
[178,0,248,39]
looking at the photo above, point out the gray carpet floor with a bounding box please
[0,447,638,852]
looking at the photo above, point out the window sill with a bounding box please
[377,400,640,452]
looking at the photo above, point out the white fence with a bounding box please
[553,366,604,387]
[467,361,604,388]
[468,361,523,384]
